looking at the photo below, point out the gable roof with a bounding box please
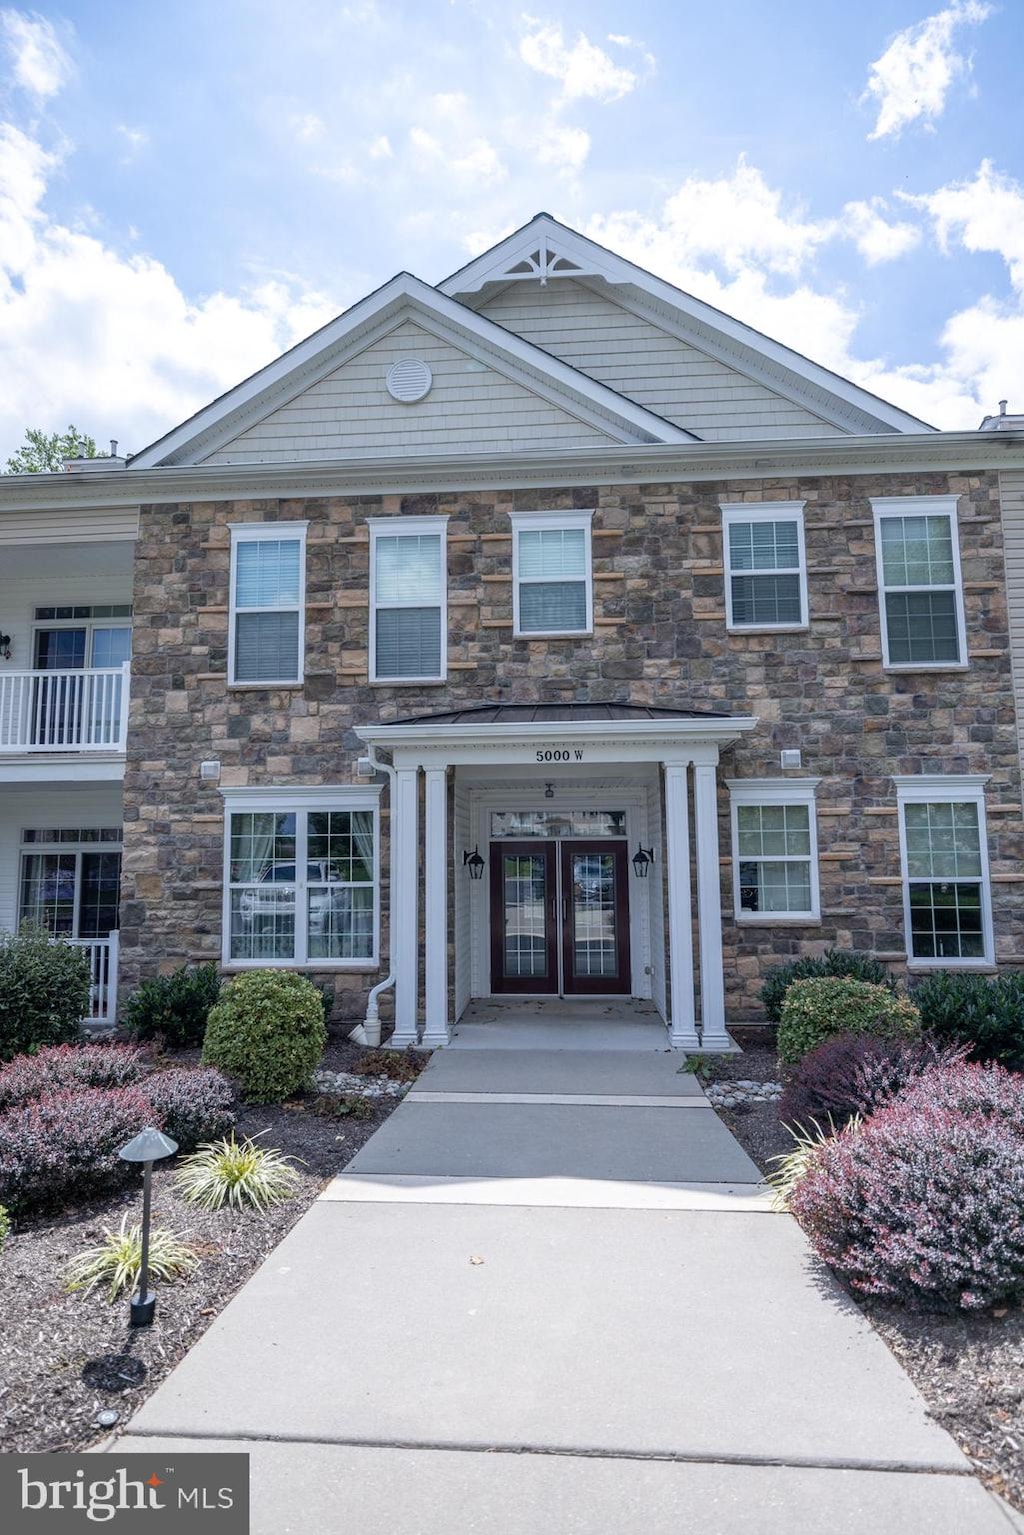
[130,272,696,469]
[440,213,934,437]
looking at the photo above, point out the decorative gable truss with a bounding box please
[130,273,695,469]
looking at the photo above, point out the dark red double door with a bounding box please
[489,840,631,996]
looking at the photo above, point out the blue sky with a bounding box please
[1,0,1022,460]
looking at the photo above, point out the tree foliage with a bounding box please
[5,426,98,474]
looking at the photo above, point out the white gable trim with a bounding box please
[441,215,934,437]
[130,274,694,469]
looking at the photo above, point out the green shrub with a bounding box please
[121,963,222,1048]
[778,977,920,1067]
[202,970,326,1102]
[66,1215,197,1300]
[0,1203,9,1254]
[911,970,1024,1065]
[760,948,894,1024]
[0,927,90,1060]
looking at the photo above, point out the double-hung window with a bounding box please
[222,787,381,966]
[721,502,807,631]
[895,776,993,965]
[510,510,593,637]
[369,517,447,682]
[873,498,966,668]
[229,523,307,685]
[727,780,821,922]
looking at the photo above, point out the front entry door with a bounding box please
[560,841,631,996]
[490,839,631,996]
[490,842,559,994]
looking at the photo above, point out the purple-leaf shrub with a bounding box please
[790,1072,1024,1311]
[779,1033,969,1130]
[0,1085,156,1215]
[143,1067,235,1151]
[0,1043,143,1110]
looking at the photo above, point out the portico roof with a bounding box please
[356,701,759,759]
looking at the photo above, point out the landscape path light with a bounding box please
[118,1126,178,1327]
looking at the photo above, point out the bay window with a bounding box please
[221,788,381,966]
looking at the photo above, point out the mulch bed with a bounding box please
[701,1040,1024,1514]
[0,1038,408,1455]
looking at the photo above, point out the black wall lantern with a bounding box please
[463,846,486,881]
[632,844,654,879]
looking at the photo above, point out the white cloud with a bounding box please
[518,18,645,102]
[1,9,72,100]
[116,124,149,164]
[531,123,590,175]
[367,134,393,160]
[840,197,922,264]
[409,124,507,187]
[290,112,326,144]
[862,1,992,141]
[903,159,1024,292]
[0,121,338,460]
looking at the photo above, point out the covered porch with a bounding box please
[355,703,758,1052]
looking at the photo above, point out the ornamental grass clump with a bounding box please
[202,970,326,1102]
[789,1061,1024,1312]
[174,1133,301,1211]
[0,1203,9,1254]
[778,1033,969,1130]
[777,976,920,1067]
[765,1117,860,1213]
[66,1215,198,1300]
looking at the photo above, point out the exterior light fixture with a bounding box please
[118,1126,178,1327]
[463,846,486,881]
[632,844,654,879]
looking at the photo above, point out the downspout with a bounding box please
[348,742,395,1048]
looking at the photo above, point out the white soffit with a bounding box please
[440,214,935,438]
[129,273,696,469]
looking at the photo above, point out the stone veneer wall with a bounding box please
[119,470,1024,1023]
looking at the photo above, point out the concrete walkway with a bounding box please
[113,1044,1019,1533]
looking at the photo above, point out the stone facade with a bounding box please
[119,468,1024,1022]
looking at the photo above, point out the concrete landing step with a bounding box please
[322,1174,776,1212]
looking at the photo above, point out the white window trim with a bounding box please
[893,774,994,969]
[720,502,808,633]
[509,509,594,639]
[872,496,968,672]
[367,515,448,684]
[219,785,382,970]
[19,828,123,940]
[726,778,822,925]
[227,522,308,687]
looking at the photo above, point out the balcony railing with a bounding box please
[69,933,120,1026]
[0,664,129,753]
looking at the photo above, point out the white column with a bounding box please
[663,762,699,1049]
[422,766,451,1047]
[391,765,420,1047]
[693,758,729,1050]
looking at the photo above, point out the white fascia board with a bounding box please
[0,758,125,784]
[130,272,691,469]
[5,432,1024,514]
[219,784,383,809]
[440,215,933,435]
[892,774,991,796]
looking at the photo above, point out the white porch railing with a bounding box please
[0,664,130,753]
[70,932,119,1025]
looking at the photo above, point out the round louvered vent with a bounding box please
[385,358,432,403]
